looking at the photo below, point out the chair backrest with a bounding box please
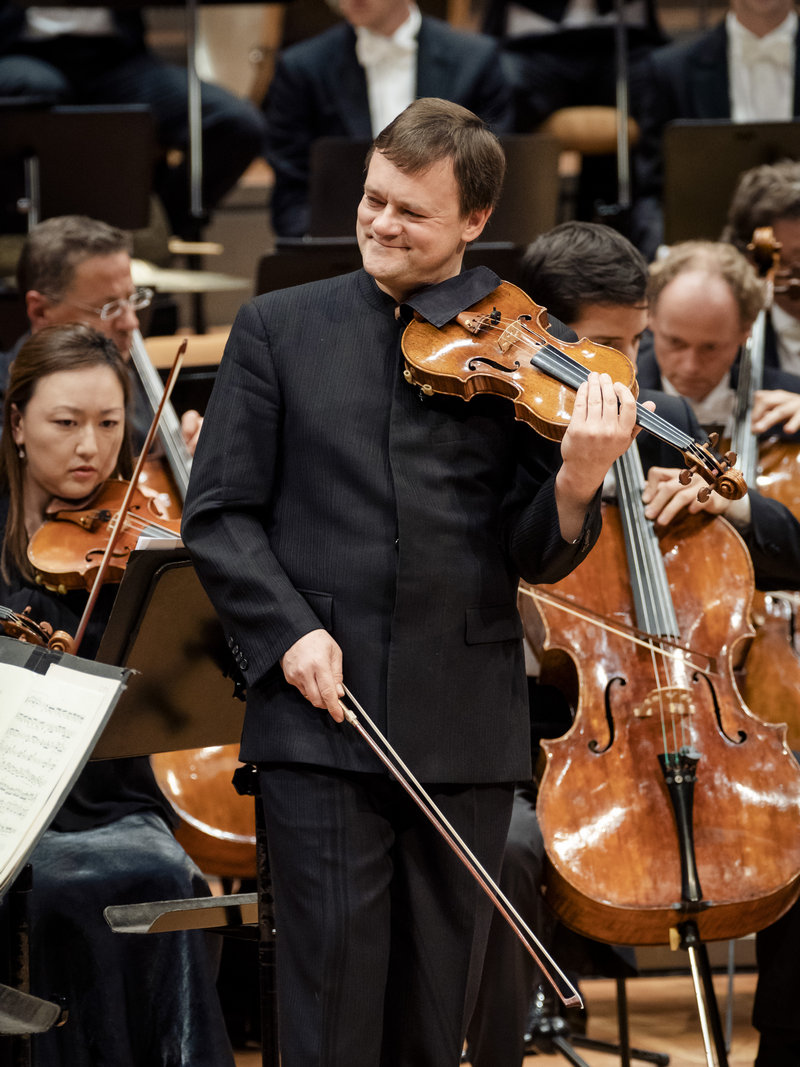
[307,133,561,245]
[256,241,365,294]
[663,119,800,245]
[0,104,155,233]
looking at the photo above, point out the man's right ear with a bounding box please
[25,290,50,331]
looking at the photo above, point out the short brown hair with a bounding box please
[367,98,506,216]
[16,215,132,299]
[647,240,765,328]
[722,160,800,253]
[0,323,132,583]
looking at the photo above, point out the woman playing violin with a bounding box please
[0,323,234,1067]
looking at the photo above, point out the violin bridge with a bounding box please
[635,687,696,718]
[497,320,529,354]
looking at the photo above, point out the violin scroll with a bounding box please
[678,436,747,502]
[0,605,74,653]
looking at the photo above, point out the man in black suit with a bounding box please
[632,0,800,258]
[183,99,641,1067]
[262,0,514,237]
[0,3,266,237]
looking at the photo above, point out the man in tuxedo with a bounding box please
[262,0,514,237]
[632,0,800,258]
[0,2,266,237]
[183,99,641,1067]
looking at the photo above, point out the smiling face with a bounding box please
[11,365,126,523]
[356,150,491,304]
[648,270,751,402]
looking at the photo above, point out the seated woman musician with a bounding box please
[0,323,234,1067]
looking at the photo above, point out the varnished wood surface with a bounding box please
[232,972,760,1066]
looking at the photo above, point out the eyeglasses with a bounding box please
[50,287,154,321]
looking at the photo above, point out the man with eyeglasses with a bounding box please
[1,213,202,451]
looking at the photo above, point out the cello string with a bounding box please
[519,587,714,675]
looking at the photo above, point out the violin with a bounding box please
[26,479,181,594]
[0,604,74,653]
[401,280,747,502]
[520,443,800,947]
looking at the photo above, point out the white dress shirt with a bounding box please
[661,373,737,437]
[727,10,797,122]
[355,5,422,137]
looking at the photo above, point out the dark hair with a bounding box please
[366,97,506,215]
[520,222,648,323]
[16,215,132,299]
[0,323,132,583]
[722,160,800,252]
[647,240,765,327]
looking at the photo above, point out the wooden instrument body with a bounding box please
[522,504,800,946]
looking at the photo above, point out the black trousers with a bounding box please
[258,764,515,1067]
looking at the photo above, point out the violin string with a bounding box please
[468,317,717,462]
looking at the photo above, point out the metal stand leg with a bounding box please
[232,764,279,1067]
[9,867,32,1067]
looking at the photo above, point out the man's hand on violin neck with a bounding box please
[280,628,346,722]
[561,373,640,489]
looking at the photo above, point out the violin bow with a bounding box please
[340,684,583,1009]
[71,340,187,655]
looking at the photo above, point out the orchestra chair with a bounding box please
[142,329,229,414]
[536,106,640,221]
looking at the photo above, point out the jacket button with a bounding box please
[240,658,248,671]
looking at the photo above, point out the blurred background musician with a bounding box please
[639,238,800,1067]
[723,159,800,377]
[631,0,800,259]
[480,0,665,223]
[0,323,233,1067]
[0,2,266,239]
[0,215,202,452]
[261,0,514,237]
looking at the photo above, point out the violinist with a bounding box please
[0,214,202,453]
[182,98,641,1067]
[0,323,234,1067]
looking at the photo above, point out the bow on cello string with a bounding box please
[26,340,187,655]
[401,280,747,502]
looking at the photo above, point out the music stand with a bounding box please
[0,103,155,232]
[93,546,279,1067]
[663,119,800,245]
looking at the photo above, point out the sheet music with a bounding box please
[0,659,124,898]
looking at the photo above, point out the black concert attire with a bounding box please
[0,494,234,1067]
[263,16,514,237]
[182,265,602,1067]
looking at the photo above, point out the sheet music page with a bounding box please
[0,661,124,898]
